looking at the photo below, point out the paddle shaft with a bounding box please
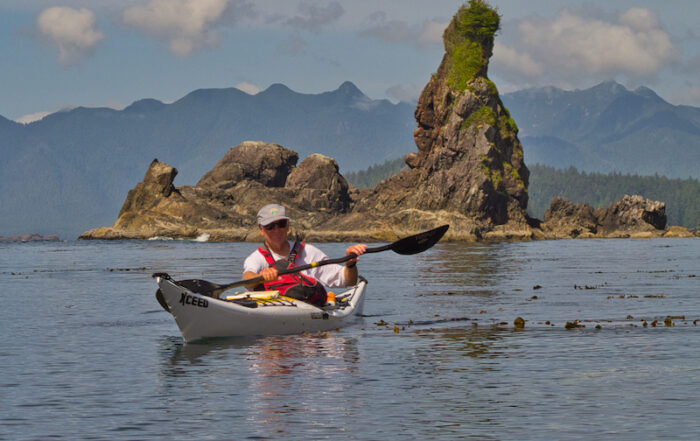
[218,247,390,293]
[201,225,449,297]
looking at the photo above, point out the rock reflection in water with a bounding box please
[415,242,512,294]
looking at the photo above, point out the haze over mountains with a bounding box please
[502,81,700,178]
[0,82,415,238]
[2,80,699,239]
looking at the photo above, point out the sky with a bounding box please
[2,0,700,123]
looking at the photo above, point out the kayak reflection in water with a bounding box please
[242,204,367,307]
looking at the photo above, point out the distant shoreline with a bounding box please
[0,234,60,243]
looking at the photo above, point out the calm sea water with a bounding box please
[1,238,699,440]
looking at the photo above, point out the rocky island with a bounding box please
[79,1,694,242]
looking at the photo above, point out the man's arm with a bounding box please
[343,244,367,286]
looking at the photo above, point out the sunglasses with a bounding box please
[262,219,288,231]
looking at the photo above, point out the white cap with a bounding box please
[257,204,290,226]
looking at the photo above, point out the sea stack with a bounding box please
[353,0,532,239]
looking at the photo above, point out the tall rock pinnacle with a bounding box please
[343,1,528,236]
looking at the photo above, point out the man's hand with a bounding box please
[345,244,368,266]
[259,267,279,282]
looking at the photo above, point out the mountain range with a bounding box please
[0,82,415,238]
[501,81,700,178]
[2,80,700,239]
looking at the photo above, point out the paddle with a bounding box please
[154,224,449,300]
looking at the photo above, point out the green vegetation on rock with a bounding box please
[447,41,485,91]
[504,161,526,191]
[480,153,503,190]
[496,104,518,137]
[453,0,500,40]
[461,105,496,130]
[461,102,519,140]
[444,0,500,91]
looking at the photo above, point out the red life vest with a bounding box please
[258,241,327,306]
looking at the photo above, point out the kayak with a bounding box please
[151,225,450,341]
[154,273,367,342]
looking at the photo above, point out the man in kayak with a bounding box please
[243,204,367,306]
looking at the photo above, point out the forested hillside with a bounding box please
[345,157,406,189]
[528,164,700,228]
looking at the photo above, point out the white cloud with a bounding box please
[14,104,77,124]
[493,41,543,77]
[235,82,260,95]
[361,12,445,48]
[37,7,103,65]
[123,0,251,57]
[418,20,448,46]
[361,11,419,44]
[15,111,50,124]
[386,83,421,103]
[492,8,679,88]
[282,1,344,31]
[264,1,343,55]
[619,8,659,32]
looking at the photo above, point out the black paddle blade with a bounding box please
[390,224,449,255]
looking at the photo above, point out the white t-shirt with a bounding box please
[243,241,347,288]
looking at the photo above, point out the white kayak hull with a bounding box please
[156,275,367,342]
